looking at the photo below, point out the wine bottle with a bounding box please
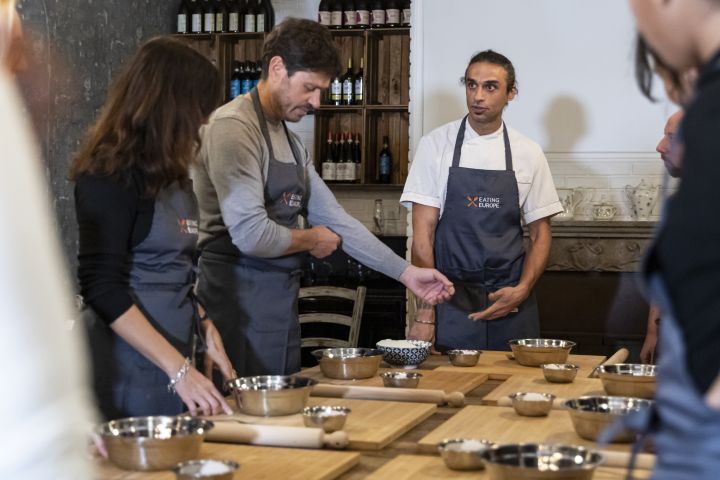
[330,0,343,29]
[241,62,253,94]
[343,0,357,29]
[337,133,349,182]
[354,57,364,104]
[401,0,410,26]
[190,0,203,33]
[229,61,242,99]
[330,71,342,105]
[177,0,189,34]
[370,0,385,28]
[353,133,362,182]
[244,0,256,32]
[322,131,337,181]
[378,135,392,183]
[318,0,331,26]
[256,0,266,32]
[228,0,240,32]
[267,0,275,30]
[342,57,354,105]
[252,61,262,88]
[385,0,400,27]
[355,0,369,28]
[203,0,216,33]
[215,0,227,32]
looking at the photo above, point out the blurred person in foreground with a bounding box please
[0,0,95,478]
[72,37,234,419]
[624,0,720,477]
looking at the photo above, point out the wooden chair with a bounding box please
[298,286,367,349]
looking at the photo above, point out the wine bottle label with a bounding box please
[331,80,342,100]
[402,8,411,25]
[229,13,239,31]
[342,80,353,100]
[241,79,253,94]
[204,13,215,32]
[230,80,241,99]
[343,11,357,26]
[350,162,358,181]
[177,14,187,33]
[215,14,224,31]
[356,10,370,25]
[191,14,202,32]
[245,14,256,32]
[336,162,347,181]
[371,9,385,25]
[386,9,400,24]
[257,13,265,32]
[318,11,331,25]
[322,162,337,181]
[379,155,391,175]
[331,11,343,26]
[354,79,363,99]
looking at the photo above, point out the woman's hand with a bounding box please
[202,319,236,381]
[174,365,233,416]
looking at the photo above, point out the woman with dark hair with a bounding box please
[71,36,233,419]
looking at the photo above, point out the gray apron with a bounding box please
[197,87,308,377]
[434,117,539,352]
[84,180,200,420]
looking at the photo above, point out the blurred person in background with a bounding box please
[0,0,95,478]
[627,0,720,477]
[71,37,234,420]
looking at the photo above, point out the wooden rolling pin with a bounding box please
[599,450,656,471]
[205,422,349,449]
[312,384,465,407]
[589,348,630,378]
[496,396,568,410]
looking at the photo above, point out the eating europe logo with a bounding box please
[465,195,501,209]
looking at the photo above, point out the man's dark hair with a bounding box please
[463,50,517,94]
[635,34,681,102]
[261,18,341,79]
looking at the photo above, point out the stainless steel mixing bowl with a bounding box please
[225,375,317,416]
[596,364,656,399]
[97,416,213,471]
[481,443,603,480]
[509,339,576,367]
[381,371,423,388]
[541,363,580,383]
[509,392,555,417]
[311,348,384,379]
[447,349,482,367]
[437,438,494,471]
[173,459,239,479]
[564,396,654,443]
[302,405,351,433]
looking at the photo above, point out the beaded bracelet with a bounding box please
[167,357,192,394]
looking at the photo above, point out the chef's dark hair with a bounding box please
[635,34,682,102]
[261,18,341,80]
[462,50,517,94]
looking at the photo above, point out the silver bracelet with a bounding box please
[167,358,192,394]
[414,318,436,325]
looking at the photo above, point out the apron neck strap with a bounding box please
[452,116,513,171]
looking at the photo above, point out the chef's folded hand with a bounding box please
[175,367,233,416]
[309,226,341,258]
[468,285,528,321]
[399,265,455,305]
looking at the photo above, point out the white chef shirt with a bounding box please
[401,119,562,224]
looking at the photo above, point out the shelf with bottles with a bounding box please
[176,0,275,36]
[365,110,409,186]
[317,0,412,31]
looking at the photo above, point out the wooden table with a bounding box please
[94,352,655,479]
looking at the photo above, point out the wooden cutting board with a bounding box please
[417,405,632,453]
[210,397,436,450]
[95,443,360,479]
[302,365,488,394]
[481,375,605,404]
[366,455,651,479]
[434,351,607,380]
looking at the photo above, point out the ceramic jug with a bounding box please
[555,188,585,220]
[625,179,660,220]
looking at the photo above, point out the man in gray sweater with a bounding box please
[193,18,454,377]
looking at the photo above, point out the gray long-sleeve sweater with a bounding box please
[193,93,408,281]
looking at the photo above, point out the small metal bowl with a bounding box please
[564,396,654,443]
[437,438,494,471]
[447,349,481,367]
[225,375,317,417]
[376,339,432,367]
[311,348,384,379]
[302,406,351,433]
[481,443,603,480]
[509,392,555,417]
[541,363,579,383]
[509,339,576,367]
[597,364,657,399]
[97,416,213,471]
[174,459,239,479]
[381,371,423,388]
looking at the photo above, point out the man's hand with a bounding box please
[202,319,236,380]
[309,226,341,258]
[468,285,528,321]
[399,265,454,305]
[639,332,657,364]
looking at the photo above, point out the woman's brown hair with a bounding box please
[70,36,221,196]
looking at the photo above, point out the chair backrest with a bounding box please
[298,286,367,349]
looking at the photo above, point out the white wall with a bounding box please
[412,0,679,220]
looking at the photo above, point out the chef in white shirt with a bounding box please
[402,50,562,351]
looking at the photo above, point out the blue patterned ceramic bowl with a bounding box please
[376,339,432,367]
